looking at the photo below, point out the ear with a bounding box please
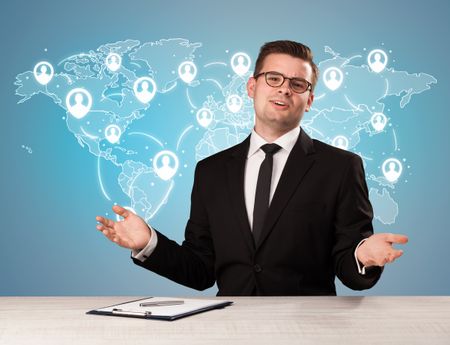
[305,92,314,112]
[247,77,256,99]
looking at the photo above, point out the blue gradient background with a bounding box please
[1,0,449,296]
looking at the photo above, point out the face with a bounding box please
[247,53,314,134]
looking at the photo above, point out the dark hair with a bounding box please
[253,40,319,91]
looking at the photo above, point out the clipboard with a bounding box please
[86,297,233,321]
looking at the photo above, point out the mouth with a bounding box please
[270,100,289,109]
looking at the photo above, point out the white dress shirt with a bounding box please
[132,127,368,274]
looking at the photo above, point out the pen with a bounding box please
[139,300,185,307]
[112,308,152,316]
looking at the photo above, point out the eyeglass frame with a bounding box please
[253,71,312,94]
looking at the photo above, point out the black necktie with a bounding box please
[252,143,282,245]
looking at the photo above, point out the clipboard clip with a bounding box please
[112,308,152,316]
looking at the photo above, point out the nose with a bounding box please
[277,78,292,96]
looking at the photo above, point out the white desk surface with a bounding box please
[1,296,449,344]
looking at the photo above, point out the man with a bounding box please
[96,40,408,296]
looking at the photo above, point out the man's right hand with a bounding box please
[96,205,151,250]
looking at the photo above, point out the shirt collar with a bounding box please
[247,126,300,158]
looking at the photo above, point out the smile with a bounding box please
[270,100,289,108]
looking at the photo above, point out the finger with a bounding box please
[96,216,115,228]
[112,205,130,219]
[384,249,404,264]
[97,224,114,233]
[384,233,409,244]
[376,257,388,266]
[102,227,116,240]
[391,249,404,260]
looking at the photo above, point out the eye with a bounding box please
[267,73,283,82]
[291,79,308,89]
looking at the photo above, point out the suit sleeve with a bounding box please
[132,163,216,291]
[332,154,383,290]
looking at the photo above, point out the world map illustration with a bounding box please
[15,38,437,225]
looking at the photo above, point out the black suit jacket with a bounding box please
[133,128,382,296]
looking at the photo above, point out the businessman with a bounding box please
[96,40,408,296]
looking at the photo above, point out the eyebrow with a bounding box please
[268,71,308,80]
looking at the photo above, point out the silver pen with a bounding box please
[139,300,184,307]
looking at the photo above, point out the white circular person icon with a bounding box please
[332,135,349,150]
[370,112,388,132]
[133,77,157,104]
[231,52,251,76]
[368,49,388,73]
[382,158,403,183]
[65,88,93,119]
[178,61,197,84]
[226,94,243,113]
[33,61,54,86]
[196,108,213,128]
[105,53,122,72]
[104,124,122,144]
[153,150,179,181]
[323,67,344,91]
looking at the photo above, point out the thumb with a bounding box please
[112,205,131,219]
[386,233,409,244]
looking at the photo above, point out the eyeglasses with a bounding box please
[254,71,312,94]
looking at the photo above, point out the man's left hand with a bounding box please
[356,233,409,267]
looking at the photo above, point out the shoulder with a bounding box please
[190,141,247,184]
[196,139,248,169]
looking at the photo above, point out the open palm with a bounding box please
[96,205,151,250]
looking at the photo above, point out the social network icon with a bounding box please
[153,150,179,181]
[33,61,54,85]
[178,61,197,84]
[133,77,157,104]
[332,135,349,150]
[65,88,93,119]
[196,108,213,128]
[368,49,388,73]
[323,67,343,91]
[104,124,122,144]
[370,112,388,132]
[105,53,122,72]
[231,52,251,76]
[382,158,402,183]
[226,94,243,113]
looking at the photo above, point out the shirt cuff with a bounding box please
[131,225,158,262]
[354,238,368,275]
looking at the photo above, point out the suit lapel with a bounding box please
[256,129,316,249]
[226,135,255,252]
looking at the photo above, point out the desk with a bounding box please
[1,296,449,344]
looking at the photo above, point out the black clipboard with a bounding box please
[86,297,233,321]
